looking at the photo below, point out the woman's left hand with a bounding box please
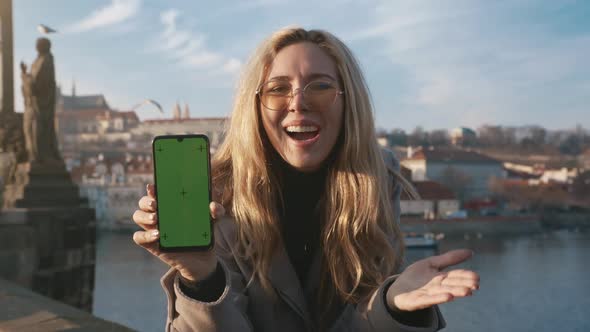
[386,249,480,312]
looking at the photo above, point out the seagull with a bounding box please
[131,99,164,114]
[37,24,57,34]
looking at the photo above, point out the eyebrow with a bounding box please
[268,73,337,82]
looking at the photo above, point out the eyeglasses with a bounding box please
[255,80,344,111]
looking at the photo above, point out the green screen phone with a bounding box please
[152,134,213,251]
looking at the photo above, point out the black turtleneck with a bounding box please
[177,158,327,300]
[277,159,326,286]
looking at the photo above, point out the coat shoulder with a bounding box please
[380,147,400,172]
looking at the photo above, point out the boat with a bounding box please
[403,232,444,248]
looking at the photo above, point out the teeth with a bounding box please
[285,125,318,133]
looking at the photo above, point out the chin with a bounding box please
[285,156,323,172]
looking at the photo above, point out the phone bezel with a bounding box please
[152,134,214,252]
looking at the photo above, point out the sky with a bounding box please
[11,0,590,131]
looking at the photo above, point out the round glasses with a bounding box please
[256,80,344,111]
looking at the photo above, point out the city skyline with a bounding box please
[12,0,590,131]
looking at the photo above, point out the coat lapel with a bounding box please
[268,243,313,327]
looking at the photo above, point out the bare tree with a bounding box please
[429,129,450,146]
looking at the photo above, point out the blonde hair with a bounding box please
[212,27,405,303]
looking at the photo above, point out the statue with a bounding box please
[20,37,60,163]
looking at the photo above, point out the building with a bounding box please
[401,180,460,219]
[131,117,226,151]
[450,127,477,146]
[503,162,543,180]
[71,153,152,230]
[56,85,140,147]
[538,168,578,184]
[401,147,505,200]
[578,148,590,171]
[80,184,144,230]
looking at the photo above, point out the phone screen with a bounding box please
[152,135,212,250]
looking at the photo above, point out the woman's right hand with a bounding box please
[132,183,225,282]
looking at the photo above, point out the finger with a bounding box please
[427,284,473,297]
[147,183,157,199]
[441,277,480,290]
[429,249,474,270]
[133,209,158,231]
[133,229,160,248]
[446,269,479,280]
[210,202,225,220]
[139,195,157,212]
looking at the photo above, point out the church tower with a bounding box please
[172,101,181,120]
[183,103,190,119]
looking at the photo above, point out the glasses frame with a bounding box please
[255,79,344,111]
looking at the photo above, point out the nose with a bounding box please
[288,88,308,112]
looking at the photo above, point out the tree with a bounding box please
[530,126,547,146]
[408,126,428,147]
[389,129,407,146]
[559,134,582,155]
[477,125,504,148]
[429,130,450,146]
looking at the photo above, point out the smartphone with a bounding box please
[152,134,213,251]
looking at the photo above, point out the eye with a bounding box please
[307,81,335,93]
[263,83,291,96]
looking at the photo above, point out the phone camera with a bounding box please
[177,138,184,142]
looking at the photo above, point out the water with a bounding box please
[93,229,590,332]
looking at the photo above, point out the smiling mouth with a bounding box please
[285,125,320,141]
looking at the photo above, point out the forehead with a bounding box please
[267,42,338,80]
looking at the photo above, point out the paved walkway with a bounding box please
[0,278,134,332]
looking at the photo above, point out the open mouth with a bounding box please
[285,125,320,141]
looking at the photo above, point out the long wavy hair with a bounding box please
[212,27,406,303]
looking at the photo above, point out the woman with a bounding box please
[133,27,479,331]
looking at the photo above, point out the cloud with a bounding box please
[222,59,242,74]
[351,0,590,129]
[155,9,241,74]
[65,0,141,33]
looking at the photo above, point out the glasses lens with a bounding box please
[258,80,339,111]
[259,81,291,111]
[304,81,338,110]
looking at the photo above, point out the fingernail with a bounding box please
[150,214,156,221]
[151,230,159,238]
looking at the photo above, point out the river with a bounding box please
[93,228,590,331]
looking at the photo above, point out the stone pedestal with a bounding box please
[2,161,86,209]
[0,207,96,312]
[0,160,96,312]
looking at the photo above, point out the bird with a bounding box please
[131,99,164,114]
[37,24,57,34]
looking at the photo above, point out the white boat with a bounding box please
[404,232,444,248]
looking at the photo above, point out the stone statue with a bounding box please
[20,37,60,163]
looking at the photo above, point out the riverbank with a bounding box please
[99,212,590,237]
[401,213,590,238]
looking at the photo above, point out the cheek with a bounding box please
[260,110,283,145]
[327,103,344,140]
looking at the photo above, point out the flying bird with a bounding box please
[131,99,164,114]
[37,24,57,34]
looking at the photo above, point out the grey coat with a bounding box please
[160,149,446,331]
